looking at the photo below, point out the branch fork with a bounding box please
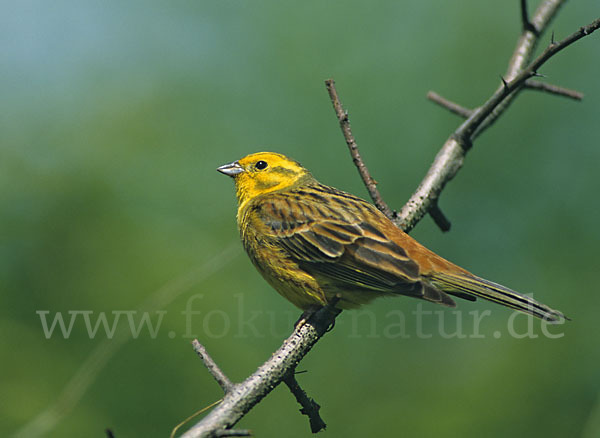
[181,298,341,437]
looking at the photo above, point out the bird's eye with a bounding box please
[255,160,268,170]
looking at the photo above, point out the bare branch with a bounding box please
[456,17,600,143]
[524,80,583,100]
[477,0,566,136]
[429,204,451,232]
[396,10,598,232]
[428,1,576,137]
[325,79,395,220]
[192,340,233,393]
[181,298,342,437]
[426,91,473,118]
[283,373,326,433]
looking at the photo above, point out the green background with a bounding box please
[2,1,599,437]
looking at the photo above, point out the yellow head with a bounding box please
[217,152,313,207]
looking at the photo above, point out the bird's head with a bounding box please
[217,152,313,207]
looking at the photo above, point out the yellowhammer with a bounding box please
[218,152,565,322]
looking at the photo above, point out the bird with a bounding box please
[217,152,566,322]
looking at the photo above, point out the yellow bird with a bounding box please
[218,152,565,322]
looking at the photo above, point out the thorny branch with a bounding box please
[428,80,583,120]
[180,298,341,437]
[397,5,598,232]
[182,6,598,438]
[328,2,598,233]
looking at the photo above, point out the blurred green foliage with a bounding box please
[2,1,599,437]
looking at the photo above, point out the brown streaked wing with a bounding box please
[256,189,427,296]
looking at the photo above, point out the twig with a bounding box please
[326,80,454,232]
[429,204,451,232]
[283,373,326,433]
[192,340,233,393]
[397,10,598,232]
[426,91,473,119]
[476,0,566,137]
[524,79,584,100]
[181,298,342,437]
[325,79,395,220]
[457,17,600,143]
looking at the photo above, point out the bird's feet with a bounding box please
[294,307,321,330]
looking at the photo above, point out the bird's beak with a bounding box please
[217,161,244,177]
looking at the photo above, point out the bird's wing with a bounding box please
[254,187,450,303]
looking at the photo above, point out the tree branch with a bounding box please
[326,80,454,231]
[426,91,473,119]
[428,204,452,232]
[181,298,342,437]
[455,17,599,144]
[283,373,327,433]
[325,79,395,220]
[397,9,598,232]
[475,0,566,137]
[524,80,584,100]
[192,340,233,393]
[328,4,598,233]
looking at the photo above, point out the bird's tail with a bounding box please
[428,272,568,322]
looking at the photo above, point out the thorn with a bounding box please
[551,30,556,45]
[500,75,509,90]
[532,71,545,78]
